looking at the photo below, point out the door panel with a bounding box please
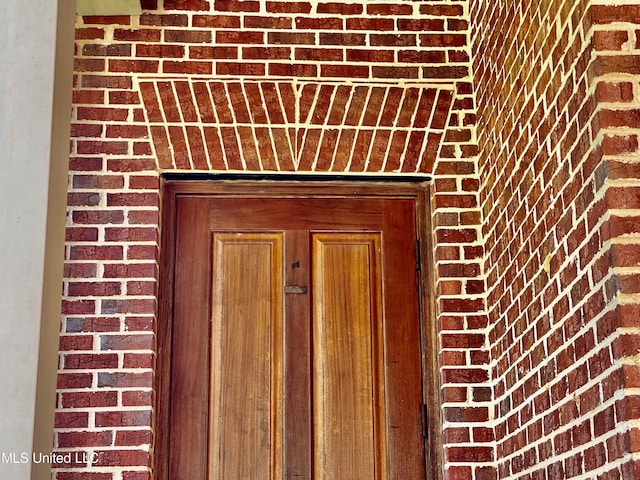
[209,233,284,480]
[167,192,427,480]
[312,234,386,480]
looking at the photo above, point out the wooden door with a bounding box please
[159,182,434,480]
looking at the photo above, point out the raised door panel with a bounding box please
[311,234,386,480]
[209,233,284,480]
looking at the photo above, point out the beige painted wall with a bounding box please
[76,0,141,15]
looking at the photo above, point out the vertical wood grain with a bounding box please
[381,199,426,479]
[311,234,386,480]
[170,197,212,480]
[283,230,312,479]
[209,233,284,480]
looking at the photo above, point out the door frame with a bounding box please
[154,179,443,480]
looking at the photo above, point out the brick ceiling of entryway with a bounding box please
[139,79,453,173]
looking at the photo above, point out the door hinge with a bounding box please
[421,404,428,438]
[415,240,422,271]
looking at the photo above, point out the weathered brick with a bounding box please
[57,373,93,389]
[64,353,119,369]
[141,13,189,26]
[66,227,99,242]
[370,34,416,47]
[165,29,212,43]
[123,353,154,369]
[192,14,240,28]
[268,32,315,45]
[76,28,105,40]
[95,411,151,428]
[266,1,311,13]
[216,31,264,44]
[296,17,344,30]
[101,334,154,351]
[113,29,161,42]
[62,300,95,315]
[68,282,121,297]
[97,372,153,388]
[447,446,493,462]
[64,262,98,278]
[106,193,159,207]
[116,429,152,446]
[109,60,159,73]
[214,0,260,12]
[71,210,125,225]
[319,32,365,45]
[123,390,153,406]
[55,412,89,429]
[101,299,155,315]
[57,430,113,448]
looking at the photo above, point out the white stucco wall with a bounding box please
[0,1,75,478]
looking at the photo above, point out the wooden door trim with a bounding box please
[155,179,443,480]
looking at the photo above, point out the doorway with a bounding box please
[156,180,439,480]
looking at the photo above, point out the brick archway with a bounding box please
[139,79,454,173]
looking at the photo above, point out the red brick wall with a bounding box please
[58,0,640,478]
[58,1,484,479]
[472,0,640,478]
